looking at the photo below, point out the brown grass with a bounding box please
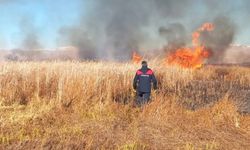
[0,61,249,149]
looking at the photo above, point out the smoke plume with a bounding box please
[58,0,247,62]
[2,0,250,63]
[59,26,97,60]
[59,0,200,60]
[20,17,42,50]
[159,23,188,54]
[200,16,235,63]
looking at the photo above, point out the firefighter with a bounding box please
[133,60,157,106]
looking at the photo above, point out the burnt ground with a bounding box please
[171,80,250,114]
[206,62,250,68]
[159,64,250,114]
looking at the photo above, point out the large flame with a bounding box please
[132,51,142,64]
[167,23,214,69]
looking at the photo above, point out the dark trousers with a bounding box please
[136,91,150,106]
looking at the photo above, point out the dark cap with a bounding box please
[141,60,147,66]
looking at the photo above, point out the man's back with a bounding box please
[133,62,157,93]
[134,67,156,92]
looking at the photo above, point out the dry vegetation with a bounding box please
[0,61,249,149]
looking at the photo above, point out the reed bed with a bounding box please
[0,61,249,149]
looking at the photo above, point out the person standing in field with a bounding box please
[133,61,157,106]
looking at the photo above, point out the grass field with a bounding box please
[0,61,249,149]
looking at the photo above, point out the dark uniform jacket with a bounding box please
[133,66,157,93]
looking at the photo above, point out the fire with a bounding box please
[167,23,214,69]
[132,51,142,64]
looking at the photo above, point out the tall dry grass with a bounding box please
[0,61,249,149]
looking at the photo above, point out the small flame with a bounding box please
[167,23,214,69]
[132,51,142,64]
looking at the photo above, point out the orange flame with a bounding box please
[167,23,214,69]
[132,51,142,64]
